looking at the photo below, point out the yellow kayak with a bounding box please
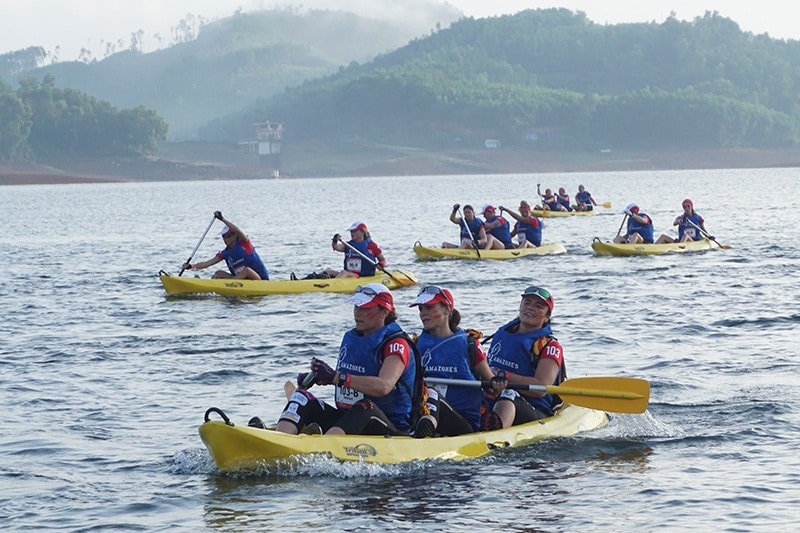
[413,241,566,260]
[159,269,418,296]
[199,404,608,470]
[591,238,726,256]
[532,209,596,217]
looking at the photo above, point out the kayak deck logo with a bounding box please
[343,443,378,458]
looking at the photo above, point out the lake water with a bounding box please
[2,168,798,531]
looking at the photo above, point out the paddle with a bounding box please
[684,218,731,249]
[426,376,650,414]
[615,213,628,239]
[336,237,410,286]
[178,215,217,276]
[601,201,612,209]
[458,207,482,259]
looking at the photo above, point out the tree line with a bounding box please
[0,75,167,161]
[204,9,800,150]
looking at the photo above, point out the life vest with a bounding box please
[487,319,566,414]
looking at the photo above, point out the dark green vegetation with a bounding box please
[0,75,166,160]
[210,9,800,151]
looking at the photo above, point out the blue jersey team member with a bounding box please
[500,201,542,247]
[656,199,707,244]
[410,286,506,437]
[614,204,654,244]
[481,205,514,249]
[327,221,387,278]
[182,210,269,280]
[574,185,598,211]
[274,284,418,436]
[486,286,567,428]
[442,204,491,249]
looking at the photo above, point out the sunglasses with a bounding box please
[418,285,453,308]
[522,286,552,300]
[355,285,379,296]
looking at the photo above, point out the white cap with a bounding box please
[348,220,368,232]
[219,225,232,236]
[345,283,394,310]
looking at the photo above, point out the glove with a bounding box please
[310,358,337,386]
[331,233,341,246]
[297,372,317,389]
[213,210,223,220]
[498,205,506,212]
[483,370,508,392]
[181,262,192,270]
[452,203,460,212]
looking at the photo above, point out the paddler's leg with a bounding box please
[276,390,334,434]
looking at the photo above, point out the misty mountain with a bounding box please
[12,5,460,140]
[206,8,800,151]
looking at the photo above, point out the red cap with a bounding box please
[410,286,454,310]
[481,204,495,215]
[682,199,693,208]
[346,283,394,311]
[348,221,368,232]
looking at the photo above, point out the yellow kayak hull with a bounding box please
[159,269,418,295]
[532,209,596,217]
[591,238,721,256]
[199,404,608,470]
[413,242,566,260]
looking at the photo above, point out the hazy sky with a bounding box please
[2,0,798,60]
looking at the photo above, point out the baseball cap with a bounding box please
[346,283,394,311]
[520,286,554,314]
[410,286,454,310]
[481,204,495,214]
[682,198,693,208]
[625,203,640,214]
[219,226,234,238]
[348,221,368,232]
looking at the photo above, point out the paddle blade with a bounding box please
[602,201,612,208]
[548,376,650,414]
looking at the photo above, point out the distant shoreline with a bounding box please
[3,146,800,185]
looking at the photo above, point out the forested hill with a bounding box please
[12,7,459,140]
[206,8,800,151]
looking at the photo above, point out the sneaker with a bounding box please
[248,416,266,429]
[413,417,436,438]
[290,272,298,281]
[301,422,323,435]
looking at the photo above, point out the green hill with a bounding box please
[209,8,800,151]
[16,7,458,140]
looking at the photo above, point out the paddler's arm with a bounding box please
[215,211,248,241]
[336,346,408,397]
[504,358,559,398]
[449,204,462,225]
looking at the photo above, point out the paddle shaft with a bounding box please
[425,376,650,414]
[178,215,217,276]
[458,208,482,259]
[684,218,729,249]
[337,237,404,284]
[616,213,628,237]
